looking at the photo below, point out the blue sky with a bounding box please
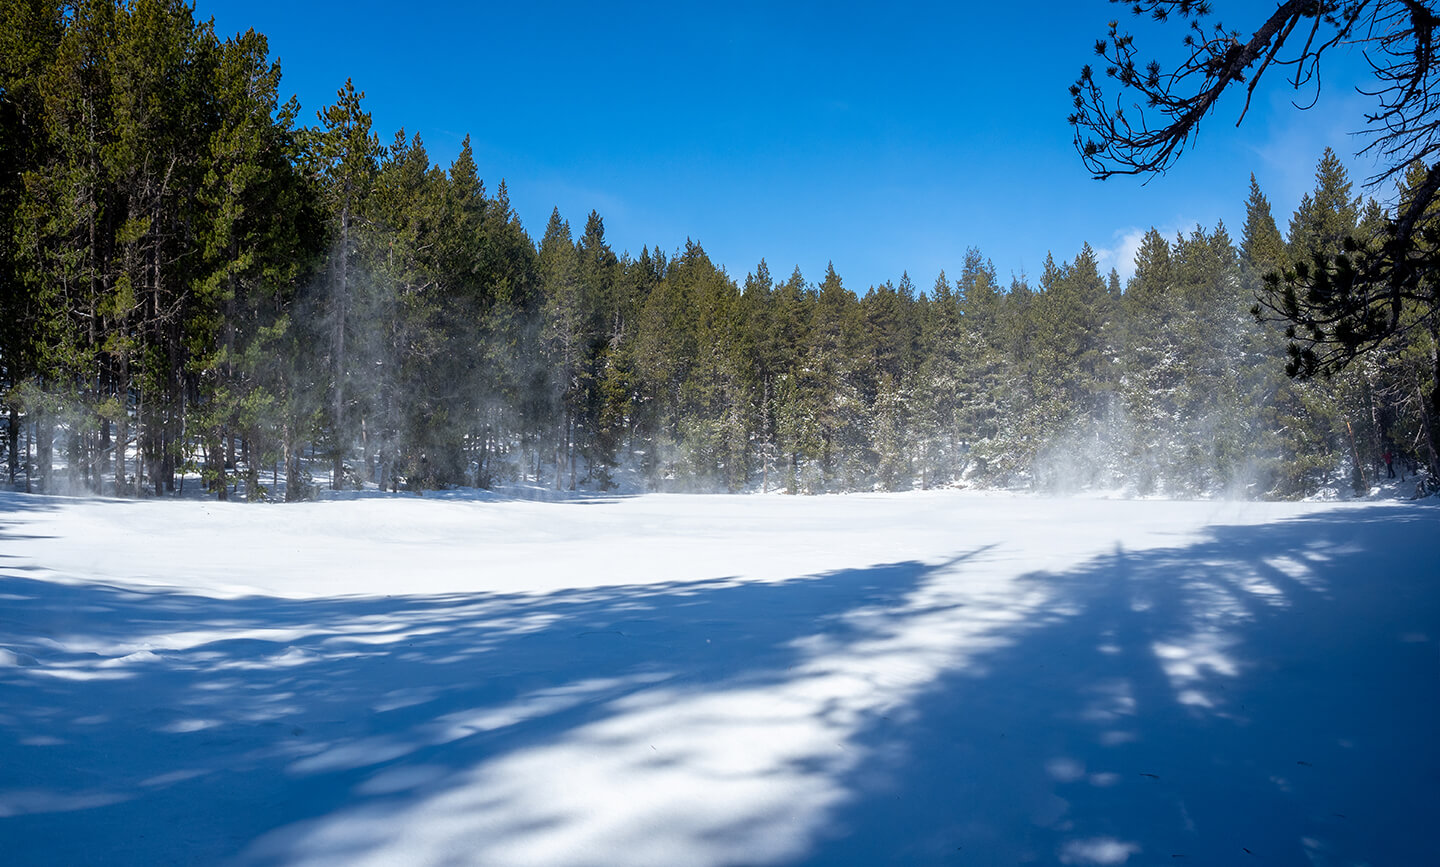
[199,1,1385,292]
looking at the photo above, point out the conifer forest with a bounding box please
[2,0,1436,502]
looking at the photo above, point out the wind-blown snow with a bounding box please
[0,489,1435,865]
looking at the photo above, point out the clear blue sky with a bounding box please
[199,0,1384,292]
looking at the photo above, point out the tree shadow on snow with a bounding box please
[0,548,981,865]
[805,504,1440,865]
[1,504,1436,866]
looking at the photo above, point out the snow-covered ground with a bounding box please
[0,489,1435,865]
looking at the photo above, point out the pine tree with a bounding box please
[672,241,748,489]
[913,270,962,488]
[1017,245,1117,490]
[537,208,585,489]
[860,274,921,490]
[367,130,459,490]
[23,0,120,494]
[193,27,321,500]
[1118,227,1178,493]
[739,259,781,491]
[805,262,866,488]
[0,0,64,488]
[955,255,1008,482]
[1287,147,1360,263]
[304,77,381,491]
[1171,223,1247,493]
[1241,174,1287,283]
[574,210,621,486]
[475,178,540,485]
[1247,154,1369,495]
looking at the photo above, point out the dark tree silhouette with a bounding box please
[1070,0,1440,475]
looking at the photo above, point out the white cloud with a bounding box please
[1059,836,1142,865]
[1093,227,1147,286]
[1096,219,1205,288]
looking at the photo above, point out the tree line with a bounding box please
[2,0,1434,500]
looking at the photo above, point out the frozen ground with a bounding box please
[0,488,1435,865]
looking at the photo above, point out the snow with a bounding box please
[0,488,1435,865]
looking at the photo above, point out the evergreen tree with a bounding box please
[913,270,963,488]
[1280,152,1368,493]
[1118,227,1178,493]
[537,208,585,489]
[672,242,748,490]
[193,27,322,500]
[1287,147,1360,263]
[739,259,780,491]
[1171,222,1248,493]
[1241,174,1287,283]
[0,0,64,488]
[475,178,541,485]
[1019,245,1117,490]
[954,255,1008,481]
[575,210,622,485]
[367,130,457,490]
[303,77,381,490]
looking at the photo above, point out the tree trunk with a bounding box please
[360,413,370,483]
[761,378,771,494]
[7,404,18,485]
[284,421,302,502]
[207,430,226,500]
[1422,378,1440,482]
[133,388,143,497]
[68,429,82,493]
[568,413,578,491]
[35,407,52,494]
[98,417,110,491]
[332,207,349,491]
[116,408,127,496]
[23,415,32,493]
[555,411,565,491]
[245,438,260,502]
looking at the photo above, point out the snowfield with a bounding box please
[0,489,1435,865]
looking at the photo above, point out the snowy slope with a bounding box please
[0,490,1435,865]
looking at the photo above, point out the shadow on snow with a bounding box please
[810,504,1439,865]
[0,502,1435,865]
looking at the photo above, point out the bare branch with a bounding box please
[1071,1,1375,179]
